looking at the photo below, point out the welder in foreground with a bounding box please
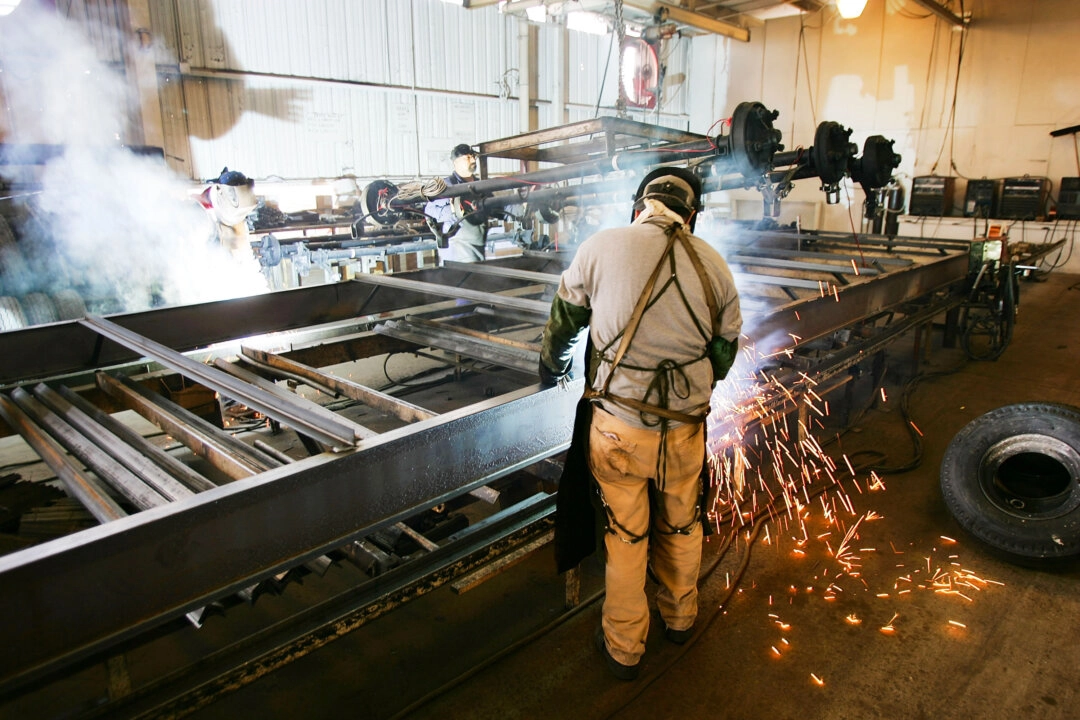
[539,167,742,681]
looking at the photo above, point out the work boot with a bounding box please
[595,626,639,681]
[662,620,694,645]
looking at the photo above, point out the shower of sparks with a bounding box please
[701,336,1003,690]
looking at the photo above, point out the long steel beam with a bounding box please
[751,250,970,355]
[80,316,364,450]
[909,0,967,26]
[350,275,552,316]
[238,347,436,423]
[0,383,578,693]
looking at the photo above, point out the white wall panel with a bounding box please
[148,0,694,181]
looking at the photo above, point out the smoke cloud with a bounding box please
[0,4,266,324]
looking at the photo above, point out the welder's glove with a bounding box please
[538,357,570,389]
[708,335,739,385]
[452,196,487,226]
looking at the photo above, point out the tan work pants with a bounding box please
[588,407,704,666]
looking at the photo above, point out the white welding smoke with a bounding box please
[0,5,267,316]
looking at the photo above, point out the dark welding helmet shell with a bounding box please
[216,167,254,187]
[631,166,702,231]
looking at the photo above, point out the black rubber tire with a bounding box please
[51,289,87,321]
[0,215,15,249]
[21,292,59,326]
[941,402,1080,561]
[0,295,28,332]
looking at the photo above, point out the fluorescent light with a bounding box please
[526,5,547,22]
[566,10,609,35]
[836,0,868,19]
[0,0,22,17]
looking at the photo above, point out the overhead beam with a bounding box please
[908,0,967,27]
[478,0,751,42]
[624,1,751,41]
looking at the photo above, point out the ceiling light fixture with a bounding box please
[525,5,547,22]
[566,10,610,35]
[836,0,868,19]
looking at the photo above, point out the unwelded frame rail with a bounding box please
[0,383,579,694]
[80,315,363,450]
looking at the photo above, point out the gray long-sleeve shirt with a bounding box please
[553,218,742,429]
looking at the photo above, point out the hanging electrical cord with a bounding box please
[614,0,627,119]
[915,17,941,160]
[593,27,616,118]
[931,0,968,176]
[791,15,820,133]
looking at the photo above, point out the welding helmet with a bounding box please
[632,166,703,231]
[216,167,254,187]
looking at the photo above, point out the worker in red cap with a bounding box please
[540,166,742,681]
[424,144,488,263]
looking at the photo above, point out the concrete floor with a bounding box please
[172,270,1080,720]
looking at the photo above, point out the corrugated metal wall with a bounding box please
[1,1,695,182]
[147,0,692,182]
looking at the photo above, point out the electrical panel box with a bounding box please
[1058,177,1080,219]
[999,177,1050,220]
[908,176,955,216]
[963,178,998,218]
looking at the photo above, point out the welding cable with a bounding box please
[601,519,766,718]
[1037,219,1076,273]
[388,523,743,720]
[390,438,862,718]
[960,267,1016,362]
[601,450,888,718]
[863,359,969,475]
[380,352,461,390]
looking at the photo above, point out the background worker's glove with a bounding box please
[538,357,570,388]
[452,196,487,226]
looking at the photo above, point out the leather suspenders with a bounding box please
[583,222,720,425]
